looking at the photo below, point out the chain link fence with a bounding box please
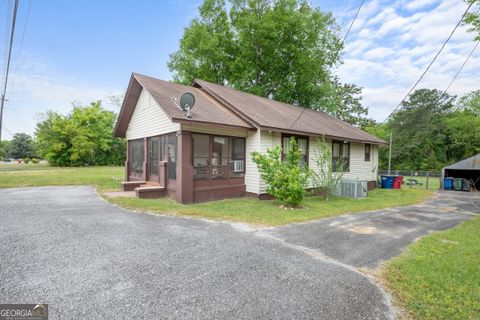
[378,170,442,190]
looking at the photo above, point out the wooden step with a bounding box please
[121,181,146,191]
[135,185,166,199]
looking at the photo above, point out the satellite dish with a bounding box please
[180,92,195,111]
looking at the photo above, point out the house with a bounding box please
[113,73,385,203]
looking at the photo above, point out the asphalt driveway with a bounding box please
[262,191,480,268]
[0,186,392,320]
[1,187,478,319]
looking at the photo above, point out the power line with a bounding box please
[384,1,473,122]
[10,0,31,93]
[2,0,13,91]
[442,40,479,95]
[343,0,365,43]
[0,0,20,142]
[7,0,32,128]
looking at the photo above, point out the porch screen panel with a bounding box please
[212,137,228,179]
[230,137,245,177]
[167,134,177,179]
[149,137,160,177]
[130,139,145,178]
[192,134,209,180]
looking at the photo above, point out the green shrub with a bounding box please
[252,137,310,207]
[23,158,31,164]
[31,158,39,164]
[310,139,345,200]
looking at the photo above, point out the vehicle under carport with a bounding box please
[441,154,480,191]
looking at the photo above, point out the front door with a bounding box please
[148,137,160,182]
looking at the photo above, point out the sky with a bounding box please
[0,0,478,140]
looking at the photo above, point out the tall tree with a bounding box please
[465,0,480,40]
[169,0,349,113]
[0,140,10,160]
[443,90,480,161]
[168,0,235,85]
[36,101,125,166]
[387,89,456,170]
[6,133,37,159]
[330,79,374,128]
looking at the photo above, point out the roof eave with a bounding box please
[259,126,387,145]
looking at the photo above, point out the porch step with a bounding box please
[135,184,166,199]
[121,181,146,191]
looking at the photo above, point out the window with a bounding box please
[167,134,177,179]
[129,139,145,178]
[332,140,350,172]
[365,144,371,162]
[282,135,308,167]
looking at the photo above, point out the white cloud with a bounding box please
[333,0,479,122]
[403,0,440,11]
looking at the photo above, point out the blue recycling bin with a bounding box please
[381,175,395,189]
[443,178,453,190]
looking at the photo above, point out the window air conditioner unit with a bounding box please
[232,160,244,173]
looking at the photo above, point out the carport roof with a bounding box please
[444,154,480,170]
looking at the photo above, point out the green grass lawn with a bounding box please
[108,188,432,226]
[0,163,123,192]
[0,163,432,225]
[384,217,480,320]
[401,175,441,190]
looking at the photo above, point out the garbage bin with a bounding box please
[453,178,463,191]
[393,176,403,189]
[443,178,453,190]
[381,175,395,189]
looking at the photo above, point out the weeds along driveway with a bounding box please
[0,186,393,320]
[261,191,480,269]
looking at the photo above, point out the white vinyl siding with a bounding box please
[126,88,180,140]
[248,133,379,195]
[259,131,281,193]
[245,129,262,194]
[343,142,378,181]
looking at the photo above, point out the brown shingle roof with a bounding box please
[115,73,385,145]
[194,79,385,144]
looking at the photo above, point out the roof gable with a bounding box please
[114,74,254,138]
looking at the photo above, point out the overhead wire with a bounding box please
[8,0,32,127]
[0,0,20,142]
[442,40,479,95]
[384,1,474,121]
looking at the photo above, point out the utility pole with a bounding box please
[0,0,20,142]
[0,94,4,142]
[387,132,392,175]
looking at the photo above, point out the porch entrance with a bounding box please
[148,137,161,183]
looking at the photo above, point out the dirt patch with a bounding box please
[345,226,378,234]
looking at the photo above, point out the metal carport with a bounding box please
[441,154,480,191]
